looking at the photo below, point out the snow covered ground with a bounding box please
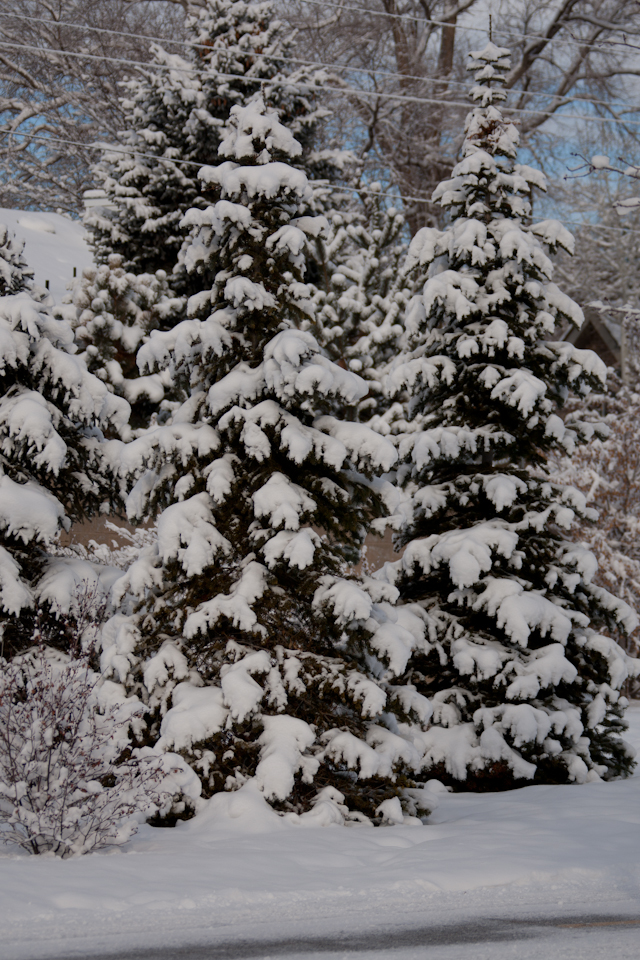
[0,208,92,302]
[2,704,640,959]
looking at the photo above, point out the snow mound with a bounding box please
[185,780,287,835]
[16,216,55,235]
[0,208,92,302]
[0,706,639,960]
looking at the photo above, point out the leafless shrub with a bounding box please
[0,594,172,856]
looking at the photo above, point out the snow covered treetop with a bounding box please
[420,45,544,234]
[198,97,316,203]
[467,43,511,106]
[218,97,303,163]
[395,39,602,468]
[190,1,283,68]
[462,44,519,162]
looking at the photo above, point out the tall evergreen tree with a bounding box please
[382,44,640,789]
[0,225,129,658]
[87,0,347,298]
[101,99,434,823]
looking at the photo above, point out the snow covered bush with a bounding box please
[101,98,435,824]
[381,44,640,789]
[88,0,347,297]
[0,222,130,658]
[61,255,183,435]
[0,647,177,857]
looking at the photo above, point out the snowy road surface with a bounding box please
[2,704,640,960]
[6,903,640,959]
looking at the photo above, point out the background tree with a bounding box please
[0,223,34,296]
[60,255,184,435]
[87,0,350,296]
[382,44,640,792]
[548,151,640,314]
[281,0,640,233]
[311,185,414,422]
[554,376,640,697]
[551,153,640,694]
[0,0,183,213]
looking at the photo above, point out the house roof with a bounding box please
[562,306,621,367]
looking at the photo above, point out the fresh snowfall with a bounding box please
[0,5,639,958]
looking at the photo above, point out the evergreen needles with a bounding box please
[383,44,640,788]
[101,97,435,823]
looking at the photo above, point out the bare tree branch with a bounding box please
[0,0,184,213]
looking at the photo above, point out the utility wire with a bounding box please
[0,128,415,198]
[1,37,639,129]
[297,0,640,54]
[0,9,637,114]
[2,9,640,118]
[297,0,486,29]
[4,128,640,239]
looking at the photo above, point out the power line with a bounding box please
[297,0,482,29]
[0,130,206,170]
[4,128,640,239]
[562,219,640,237]
[1,8,639,115]
[0,127,418,198]
[0,37,459,112]
[0,5,585,51]
[1,37,639,130]
[297,0,639,54]
[0,10,519,102]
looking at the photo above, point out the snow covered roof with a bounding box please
[602,315,622,346]
[561,306,621,367]
[0,208,93,303]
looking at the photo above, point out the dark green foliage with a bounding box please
[100,100,434,823]
[382,44,640,788]
[0,227,129,658]
[87,0,347,299]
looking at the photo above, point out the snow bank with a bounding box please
[0,209,92,303]
[1,706,640,958]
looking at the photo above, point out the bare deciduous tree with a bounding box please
[555,373,640,697]
[279,1,640,233]
[0,0,184,213]
[3,0,640,283]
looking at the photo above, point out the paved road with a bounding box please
[58,913,640,960]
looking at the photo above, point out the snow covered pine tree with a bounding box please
[63,255,183,436]
[102,98,435,824]
[313,186,412,422]
[87,0,344,299]
[383,44,640,788]
[0,225,129,657]
[0,225,35,298]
